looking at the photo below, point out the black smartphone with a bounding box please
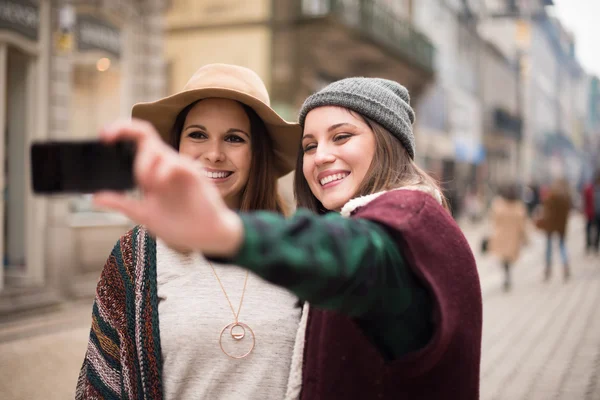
[30,140,136,194]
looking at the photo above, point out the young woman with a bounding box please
[537,178,572,281]
[489,183,528,291]
[92,77,482,399]
[76,64,302,399]
[583,170,600,254]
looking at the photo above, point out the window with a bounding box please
[302,0,330,15]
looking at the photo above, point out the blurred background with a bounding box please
[0,0,599,399]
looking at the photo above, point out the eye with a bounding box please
[225,134,246,144]
[186,131,207,140]
[302,143,317,153]
[333,133,352,142]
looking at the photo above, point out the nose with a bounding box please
[202,140,225,163]
[314,144,336,166]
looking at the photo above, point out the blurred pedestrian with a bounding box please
[76,64,302,399]
[489,183,528,292]
[524,181,541,217]
[536,178,572,282]
[583,169,600,254]
[464,185,484,223]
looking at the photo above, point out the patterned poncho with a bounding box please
[76,226,164,399]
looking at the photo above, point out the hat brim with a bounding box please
[132,88,301,177]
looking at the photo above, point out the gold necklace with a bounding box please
[208,261,256,359]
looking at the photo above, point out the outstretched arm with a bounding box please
[223,210,433,359]
[224,210,414,317]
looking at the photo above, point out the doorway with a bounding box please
[0,44,34,289]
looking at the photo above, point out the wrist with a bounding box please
[212,210,244,257]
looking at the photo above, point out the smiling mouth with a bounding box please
[203,170,233,180]
[320,172,349,187]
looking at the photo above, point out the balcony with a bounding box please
[297,0,435,73]
[271,0,436,110]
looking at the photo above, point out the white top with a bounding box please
[156,239,303,400]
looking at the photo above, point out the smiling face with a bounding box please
[301,106,376,211]
[179,98,252,209]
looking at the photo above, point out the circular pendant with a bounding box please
[231,323,245,340]
[219,322,255,359]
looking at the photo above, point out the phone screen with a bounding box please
[30,140,136,194]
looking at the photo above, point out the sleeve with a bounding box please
[220,209,433,358]
[226,209,421,318]
[76,239,126,400]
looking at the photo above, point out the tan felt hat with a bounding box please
[132,63,301,177]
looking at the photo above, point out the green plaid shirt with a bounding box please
[228,210,433,360]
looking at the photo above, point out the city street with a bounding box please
[0,214,599,399]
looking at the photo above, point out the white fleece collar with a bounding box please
[340,185,443,217]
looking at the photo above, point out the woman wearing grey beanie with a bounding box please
[92,77,482,399]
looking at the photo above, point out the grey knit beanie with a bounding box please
[298,77,416,159]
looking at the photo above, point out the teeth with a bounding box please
[204,171,230,179]
[320,173,348,186]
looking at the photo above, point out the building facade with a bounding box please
[479,39,521,189]
[583,76,600,178]
[0,0,167,314]
[412,0,485,215]
[522,15,587,185]
[477,0,590,188]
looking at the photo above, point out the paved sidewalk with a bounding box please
[0,300,91,399]
[463,214,600,400]
[0,215,598,399]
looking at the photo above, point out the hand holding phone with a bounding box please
[30,140,136,194]
[92,119,243,257]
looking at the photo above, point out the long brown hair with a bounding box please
[170,99,287,214]
[294,110,448,214]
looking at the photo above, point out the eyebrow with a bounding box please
[302,123,357,140]
[184,124,250,139]
[184,124,206,131]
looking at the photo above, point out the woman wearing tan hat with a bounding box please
[76,64,302,399]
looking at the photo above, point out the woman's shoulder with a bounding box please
[103,225,156,274]
[342,186,443,218]
[94,226,156,326]
[112,225,154,250]
[346,187,453,236]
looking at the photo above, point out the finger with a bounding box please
[100,119,162,145]
[155,155,202,192]
[153,156,184,191]
[135,144,164,190]
[93,192,148,223]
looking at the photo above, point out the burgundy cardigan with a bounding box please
[300,190,482,399]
